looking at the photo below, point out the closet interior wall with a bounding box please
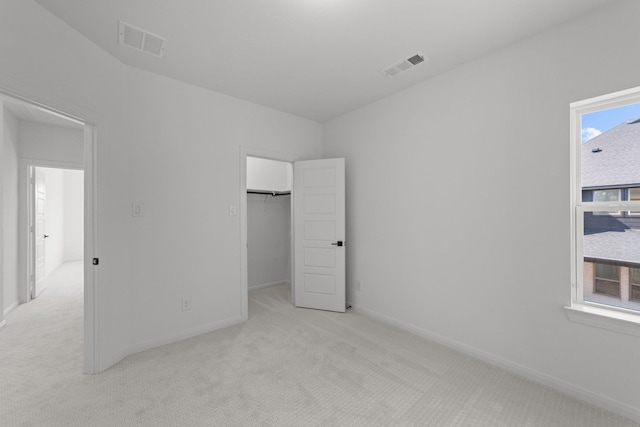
[247,193,291,289]
[246,157,292,291]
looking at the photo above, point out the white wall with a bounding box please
[63,169,83,261]
[324,0,640,421]
[19,122,83,164]
[125,67,322,349]
[40,168,65,277]
[247,157,292,192]
[247,194,291,288]
[2,106,19,315]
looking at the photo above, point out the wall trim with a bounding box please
[3,301,19,317]
[351,303,640,424]
[249,280,290,291]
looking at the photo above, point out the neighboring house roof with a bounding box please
[583,230,640,266]
[582,118,640,188]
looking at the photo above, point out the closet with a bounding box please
[246,157,293,291]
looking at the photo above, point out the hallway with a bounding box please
[1,261,83,376]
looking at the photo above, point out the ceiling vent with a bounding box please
[119,21,167,58]
[382,53,427,78]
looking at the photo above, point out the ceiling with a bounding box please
[34,0,617,122]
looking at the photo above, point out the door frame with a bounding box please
[239,147,299,320]
[6,91,99,374]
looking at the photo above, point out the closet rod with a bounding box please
[247,190,291,196]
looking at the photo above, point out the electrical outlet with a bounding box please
[356,280,362,290]
[182,297,192,311]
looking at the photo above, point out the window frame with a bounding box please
[568,86,640,335]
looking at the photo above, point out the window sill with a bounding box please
[564,304,640,337]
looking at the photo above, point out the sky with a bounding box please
[582,102,640,143]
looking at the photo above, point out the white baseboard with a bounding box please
[3,301,19,317]
[249,280,290,291]
[351,303,640,424]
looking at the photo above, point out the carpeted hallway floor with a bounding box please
[1,263,638,426]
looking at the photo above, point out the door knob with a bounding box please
[331,241,343,247]
[44,234,50,239]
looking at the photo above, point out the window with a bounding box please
[594,263,620,297]
[569,87,640,331]
[631,268,640,303]
[628,188,640,216]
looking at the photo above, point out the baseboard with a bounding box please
[126,315,245,357]
[249,280,290,291]
[3,301,19,317]
[351,303,640,424]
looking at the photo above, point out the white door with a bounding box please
[293,158,345,312]
[33,169,47,298]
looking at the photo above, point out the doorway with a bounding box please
[240,148,297,320]
[239,148,347,319]
[245,156,293,313]
[1,91,98,373]
[29,166,84,300]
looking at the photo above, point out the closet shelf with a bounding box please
[247,190,291,196]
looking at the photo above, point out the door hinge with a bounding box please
[92,258,99,266]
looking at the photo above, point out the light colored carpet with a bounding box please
[1,263,638,426]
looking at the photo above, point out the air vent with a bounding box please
[119,21,167,58]
[382,53,427,78]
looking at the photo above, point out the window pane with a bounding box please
[592,190,621,215]
[594,278,621,297]
[593,190,620,202]
[582,211,640,311]
[595,263,620,280]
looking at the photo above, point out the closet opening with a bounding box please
[245,156,293,314]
